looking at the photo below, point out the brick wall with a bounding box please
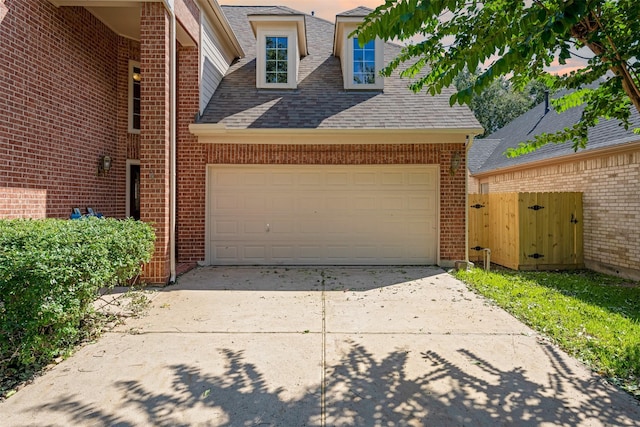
[0,1,124,218]
[0,187,46,219]
[140,3,171,284]
[176,45,203,268]
[177,142,467,265]
[472,147,640,280]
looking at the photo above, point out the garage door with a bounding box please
[207,165,438,265]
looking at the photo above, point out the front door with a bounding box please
[129,164,141,220]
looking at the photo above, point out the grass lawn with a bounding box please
[454,268,640,398]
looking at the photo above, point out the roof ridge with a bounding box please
[336,6,374,17]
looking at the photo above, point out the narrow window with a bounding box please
[353,38,375,85]
[265,36,288,84]
[129,61,141,133]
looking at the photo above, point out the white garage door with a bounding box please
[207,165,438,265]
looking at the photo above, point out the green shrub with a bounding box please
[0,218,155,376]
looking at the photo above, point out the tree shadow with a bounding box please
[26,341,639,426]
[199,56,378,129]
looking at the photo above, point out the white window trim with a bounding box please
[344,36,384,91]
[128,60,141,134]
[255,27,298,90]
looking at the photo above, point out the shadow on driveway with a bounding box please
[25,340,637,426]
[3,266,639,426]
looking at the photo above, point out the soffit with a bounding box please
[49,1,196,46]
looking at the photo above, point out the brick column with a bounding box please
[176,45,206,267]
[439,144,467,263]
[140,3,171,284]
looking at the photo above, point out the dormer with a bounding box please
[334,7,384,91]
[248,8,308,90]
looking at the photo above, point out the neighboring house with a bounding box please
[469,94,640,280]
[1,1,482,284]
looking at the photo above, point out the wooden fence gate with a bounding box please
[469,192,584,270]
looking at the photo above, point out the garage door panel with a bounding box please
[299,173,323,185]
[215,221,238,235]
[214,245,238,260]
[215,195,239,210]
[354,174,378,186]
[272,245,296,258]
[207,165,438,265]
[352,197,377,211]
[272,173,295,185]
[409,171,436,186]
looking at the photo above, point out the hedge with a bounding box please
[0,218,155,374]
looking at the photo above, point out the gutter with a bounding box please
[170,3,177,284]
[189,124,486,138]
[162,0,177,284]
[465,134,476,265]
[202,0,244,58]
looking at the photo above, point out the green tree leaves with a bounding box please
[357,0,640,154]
[455,70,549,137]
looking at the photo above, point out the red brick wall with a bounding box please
[140,3,171,284]
[176,45,205,266]
[0,1,124,218]
[0,188,47,219]
[177,142,467,265]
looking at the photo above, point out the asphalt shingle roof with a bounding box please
[198,5,481,131]
[247,6,301,16]
[336,7,374,17]
[470,93,640,174]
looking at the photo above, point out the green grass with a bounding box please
[454,268,640,398]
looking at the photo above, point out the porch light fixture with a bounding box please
[449,151,461,176]
[98,155,112,176]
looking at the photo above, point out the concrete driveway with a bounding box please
[1,266,639,426]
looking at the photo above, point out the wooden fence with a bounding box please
[469,192,584,270]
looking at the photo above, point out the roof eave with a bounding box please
[190,124,484,138]
[199,0,244,59]
[471,138,640,178]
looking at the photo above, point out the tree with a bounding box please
[356,0,640,155]
[454,70,549,136]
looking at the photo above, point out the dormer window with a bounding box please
[334,7,384,91]
[266,36,289,84]
[248,9,308,90]
[352,38,375,85]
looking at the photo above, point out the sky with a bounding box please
[221,1,587,75]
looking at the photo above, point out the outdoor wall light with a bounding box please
[450,151,462,176]
[98,155,112,176]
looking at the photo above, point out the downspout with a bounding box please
[465,134,475,266]
[163,0,177,283]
